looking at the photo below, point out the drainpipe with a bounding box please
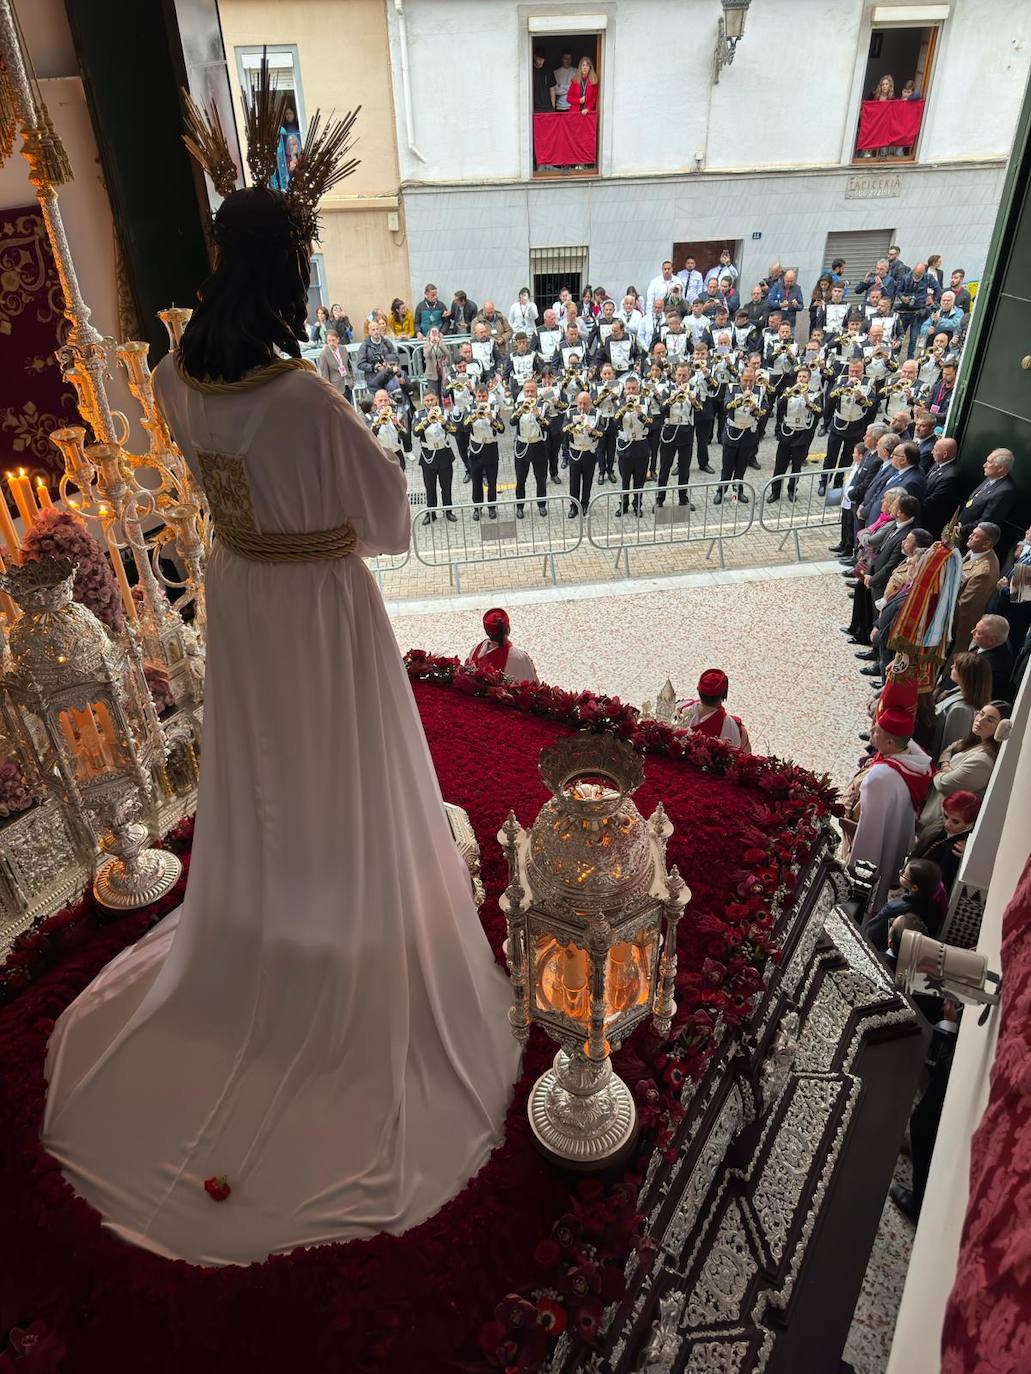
[394,0,427,164]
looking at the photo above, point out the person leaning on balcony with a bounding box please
[567,57,599,114]
[552,50,576,111]
[532,48,555,112]
[387,297,414,338]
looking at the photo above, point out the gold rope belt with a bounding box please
[174,353,316,392]
[214,521,357,563]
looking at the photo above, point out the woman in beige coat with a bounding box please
[919,700,1010,834]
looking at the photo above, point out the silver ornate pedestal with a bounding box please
[530,1049,638,1169]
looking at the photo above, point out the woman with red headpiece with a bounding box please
[467,607,539,682]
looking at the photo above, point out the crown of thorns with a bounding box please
[180,51,360,243]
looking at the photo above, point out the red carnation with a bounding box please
[203,1175,231,1201]
[535,1296,566,1337]
[573,1299,605,1345]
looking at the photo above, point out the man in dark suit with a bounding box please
[830,422,889,554]
[864,439,926,527]
[921,436,964,539]
[959,449,1019,546]
[914,413,937,471]
[971,615,1015,698]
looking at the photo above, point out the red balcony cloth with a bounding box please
[856,98,924,151]
[533,111,598,166]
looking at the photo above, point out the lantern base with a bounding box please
[528,1049,638,1170]
[93,823,182,910]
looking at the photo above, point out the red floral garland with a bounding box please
[0,666,840,1374]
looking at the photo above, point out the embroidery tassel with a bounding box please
[22,100,73,188]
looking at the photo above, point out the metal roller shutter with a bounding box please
[823,229,894,293]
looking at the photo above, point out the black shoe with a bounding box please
[838,626,855,635]
[766,492,779,503]
[890,1182,921,1222]
[856,649,877,661]
[472,508,481,521]
[654,501,664,510]
[489,509,497,519]
[516,508,525,518]
[737,489,749,504]
[859,665,881,677]
[537,502,548,515]
[634,507,642,518]
[788,491,797,502]
[445,511,458,522]
[614,507,624,518]
[817,479,827,496]
[568,505,577,518]
[421,511,433,525]
[462,471,471,483]
[829,544,847,554]
[698,465,715,474]
[747,460,761,471]
[859,731,871,742]
[713,490,723,505]
[817,423,828,436]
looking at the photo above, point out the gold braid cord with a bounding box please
[174,353,314,392]
[214,522,357,564]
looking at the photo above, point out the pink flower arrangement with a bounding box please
[0,759,33,819]
[22,509,125,636]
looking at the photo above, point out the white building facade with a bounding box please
[386,0,1031,307]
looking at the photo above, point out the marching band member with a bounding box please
[616,292,644,344]
[462,384,504,520]
[445,358,479,482]
[368,388,409,470]
[588,298,619,358]
[563,390,604,517]
[597,317,639,381]
[768,368,822,502]
[883,358,925,425]
[591,362,622,483]
[642,354,671,479]
[863,321,896,411]
[917,332,951,389]
[690,344,719,474]
[871,292,900,342]
[413,391,458,524]
[661,309,691,364]
[538,367,569,483]
[824,283,850,341]
[470,322,502,382]
[510,379,550,518]
[712,345,741,449]
[820,357,874,492]
[656,362,700,509]
[501,331,539,400]
[760,309,783,360]
[733,308,759,355]
[535,308,563,372]
[559,322,588,376]
[684,297,715,348]
[764,320,799,398]
[613,375,651,517]
[715,366,767,505]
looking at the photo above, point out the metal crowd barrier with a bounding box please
[757,466,842,561]
[412,493,584,593]
[586,480,757,576]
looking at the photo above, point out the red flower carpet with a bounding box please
[0,660,838,1374]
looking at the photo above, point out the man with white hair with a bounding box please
[971,614,1015,698]
[959,449,1018,545]
[921,289,965,344]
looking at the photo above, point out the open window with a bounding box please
[530,26,602,178]
[853,15,941,163]
[234,45,306,188]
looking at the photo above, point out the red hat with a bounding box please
[483,607,510,641]
[877,705,914,739]
[697,668,729,699]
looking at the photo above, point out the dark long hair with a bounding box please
[179,187,312,383]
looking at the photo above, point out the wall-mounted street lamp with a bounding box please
[713,0,752,84]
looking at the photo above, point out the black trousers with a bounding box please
[469,443,499,510]
[720,434,758,488]
[823,421,865,475]
[848,581,875,643]
[600,426,617,477]
[568,452,597,510]
[769,433,815,497]
[647,426,662,475]
[656,426,694,504]
[545,429,563,480]
[617,440,649,511]
[514,442,548,509]
[454,423,472,473]
[694,409,714,470]
[839,506,857,552]
[420,452,454,509]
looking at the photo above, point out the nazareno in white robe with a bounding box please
[850,741,932,910]
[42,358,521,1266]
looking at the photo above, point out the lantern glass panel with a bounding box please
[535,932,591,1025]
[57,703,123,781]
[605,925,658,1017]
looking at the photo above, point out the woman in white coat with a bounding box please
[919,700,1010,834]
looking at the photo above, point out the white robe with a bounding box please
[677,702,741,747]
[850,742,932,909]
[42,359,521,1266]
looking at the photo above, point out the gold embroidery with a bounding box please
[196,448,257,532]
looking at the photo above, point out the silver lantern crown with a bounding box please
[499,733,689,1168]
[0,557,181,910]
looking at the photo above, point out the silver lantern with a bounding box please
[0,557,181,910]
[499,733,689,1168]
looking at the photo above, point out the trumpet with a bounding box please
[563,413,602,439]
[512,397,541,421]
[614,397,643,421]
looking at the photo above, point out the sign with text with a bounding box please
[845,173,902,200]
